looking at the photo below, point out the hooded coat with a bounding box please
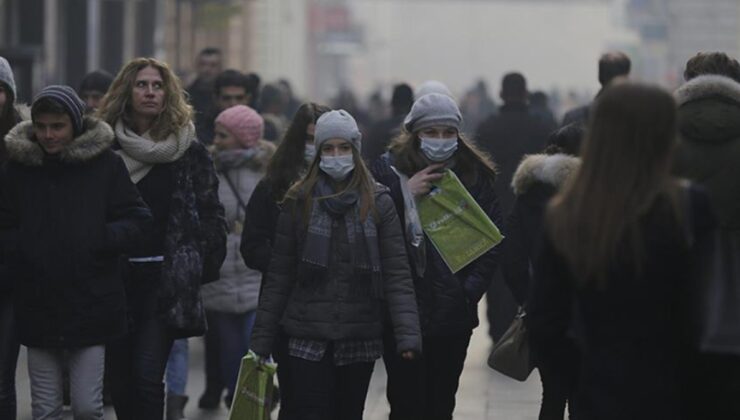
[674,75,740,232]
[0,117,152,348]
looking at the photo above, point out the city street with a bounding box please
[15,306,543,419]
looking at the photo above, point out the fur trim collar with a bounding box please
[675,75,740,106]
[5,117,114,166]
[511,153,580,196]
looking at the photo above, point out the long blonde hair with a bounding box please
[286,147,377,224]
[97,57,193,140]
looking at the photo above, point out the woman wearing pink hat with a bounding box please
[202,104,276,406]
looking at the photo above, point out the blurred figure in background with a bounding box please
[529,91,557,133]
[197,69,258,146]
[278,79,301,120]
[78,70,114,114]
[561,51,631,127]
[673,51,740,419]
[476,72,551,344]
[363,83,413,163]
[188,48,223,143]
[260,83,289,143]
[461,79,497,136]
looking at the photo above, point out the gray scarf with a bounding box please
[301,176,383,298]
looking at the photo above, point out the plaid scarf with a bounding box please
[301,176,383,298]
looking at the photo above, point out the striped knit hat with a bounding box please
[33,85,86,136]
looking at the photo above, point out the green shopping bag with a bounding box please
[417,170,504,273]
[228,351,278,420]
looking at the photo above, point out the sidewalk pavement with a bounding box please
[16,305,543,419]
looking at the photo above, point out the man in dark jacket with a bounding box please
[363,83,413,163]
[561,51,631,127]
[0,86,151,419]
[475,72,551,342]
[196,69,258,146]
[188,48,223,143]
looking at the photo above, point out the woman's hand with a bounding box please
[407,164,445,197]
[401,351,416,361]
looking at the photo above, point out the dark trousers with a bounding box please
[384,331,472,420]
[202,310,225,398]
[107,262,175,420]
[207,310,256,401]
[538,354,579,420]
[274,332,294,420]
[486,268,519,342]
[288,349,374,420]
[0,295,19,420]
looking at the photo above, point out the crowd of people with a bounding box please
[0,46,739,420]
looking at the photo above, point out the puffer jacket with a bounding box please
[674,74,740,231]
[0,117,152,348]
[202,141,275,313]
[371,153,503,336]
[250,184,422,356]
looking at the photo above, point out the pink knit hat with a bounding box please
[215,105,264,148]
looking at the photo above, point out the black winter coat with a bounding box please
[371,154,502,337]
[0,118,152,348]
[0,107,23,294]
[528,186,715,420]
[240,178,281,275]
[502,153,580,304]
[250,185,422,356]
[475,103,552,216]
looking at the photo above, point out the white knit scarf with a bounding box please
[115,120,196,183]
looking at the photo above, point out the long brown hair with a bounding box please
[286,146,377,225]
[388,129,497,186]
[97,57,193,140]
[546,82,679,286]
[265,102,330,200]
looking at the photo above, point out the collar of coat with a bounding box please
[674,74,740,107]
[5,116,114,166]
[511,153,580,196]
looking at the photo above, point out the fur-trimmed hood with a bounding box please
[674,75,740,144]
[5,116,114,166]
[511,153,580,196]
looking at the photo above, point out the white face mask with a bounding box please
[319,155,354,181]
[419,136,459,162]
[304,144,316,164]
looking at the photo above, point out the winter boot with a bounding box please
[166,394,189,420]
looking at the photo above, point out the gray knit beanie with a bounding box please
[314,109,362,151]
[404,93,463,133]
[0,56,16,99]
[415,80,453,99]
[33,85,86,136]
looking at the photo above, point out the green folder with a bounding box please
[418,170,504,273]
[228,351,278,420]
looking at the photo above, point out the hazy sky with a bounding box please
[346,0,636,99]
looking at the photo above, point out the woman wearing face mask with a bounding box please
[96,57,227,420]
[198,105,276,409]
[250,110,421,420]
[239,102,328,419]
[370,93,502,420]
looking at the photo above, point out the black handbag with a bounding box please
[487,307,534,381]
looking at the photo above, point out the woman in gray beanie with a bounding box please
[370,93,503,420]
[250,109,421,420]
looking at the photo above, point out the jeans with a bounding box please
[208,310,256,400]
[384,331,472,420]
[0,295,19,419]
[288,348,374,420]
[107,262,174,420]
[27,345,105,420]
[165,339,189,396]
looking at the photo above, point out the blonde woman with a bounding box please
[97,57,226,420]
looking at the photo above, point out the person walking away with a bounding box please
[240,102,329,419]
[528,81,716,420]
[97,57,227,420]
[363,83,413,164]
[672,51,740,419]
[0,55,23,420]
[188,48,223,143]
[0,85,152,420]
[250,110,422,420]
[201,105,275,408]
[371,93,502,420]
[475,72,551,344]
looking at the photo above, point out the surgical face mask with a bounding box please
[419,136,459,162]
[304,144,316,164]
[319,154,354,181]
